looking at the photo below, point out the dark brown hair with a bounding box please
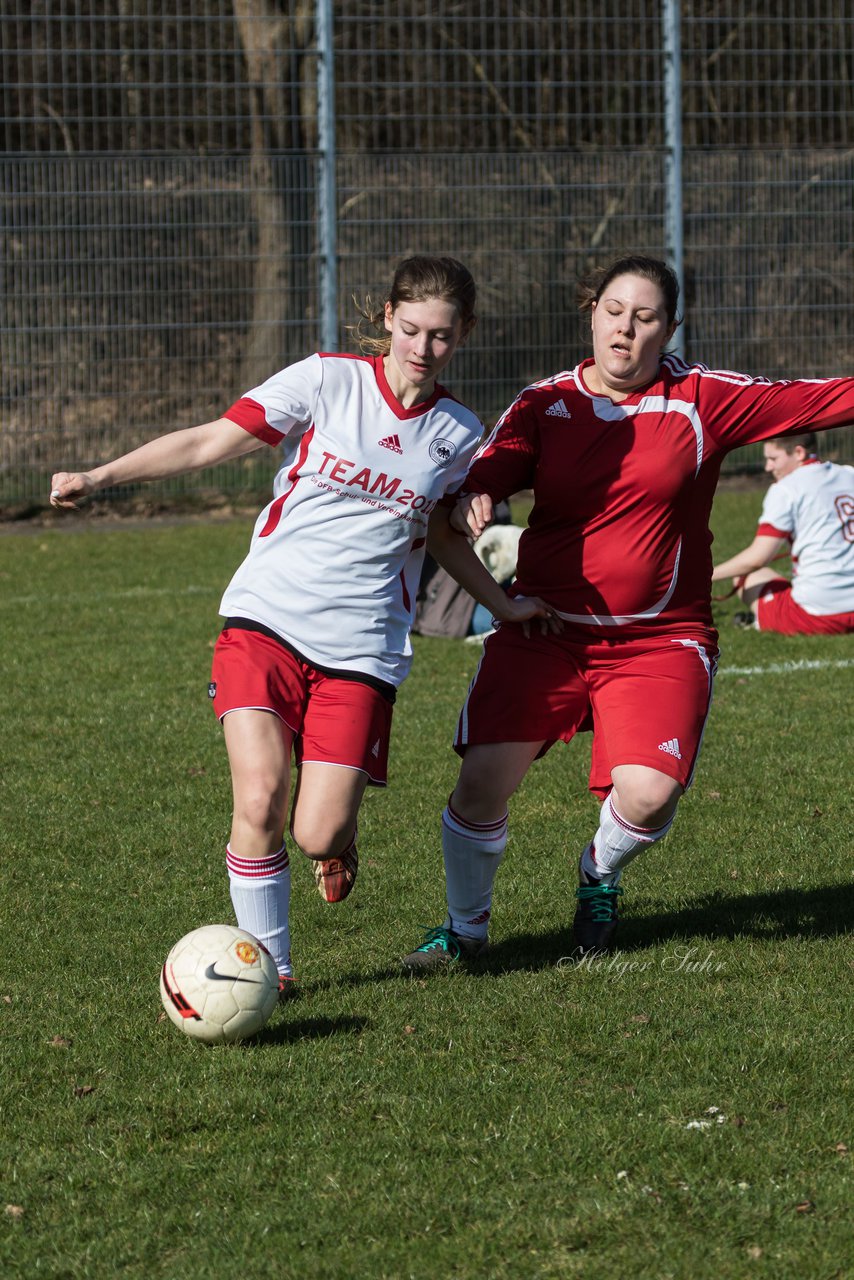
[351,255,477,355]
[767,432,818,454]
[578,254,681,328]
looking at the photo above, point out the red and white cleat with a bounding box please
[313,847,358,903]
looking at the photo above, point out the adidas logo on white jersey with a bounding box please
[544,398,571,419]
[658,737,682,760]
[379,433,403,453]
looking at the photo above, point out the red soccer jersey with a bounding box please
[465,355,854,633]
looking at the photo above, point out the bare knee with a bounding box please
[610,768,682,829]
[740,569,784,609]
[289,763,365,860]
[233,778,289,843]
[290,811,355,862]
[224,709,292,851]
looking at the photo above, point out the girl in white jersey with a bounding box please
[712,432,854,633]
[401,254,854,973]
[49,256,553,994]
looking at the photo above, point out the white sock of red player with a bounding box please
[442,800,508,941]
[226,843,293,978]
[580,793,675,887]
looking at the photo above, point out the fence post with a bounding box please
[317,0,338,351]
[662,0,685,358]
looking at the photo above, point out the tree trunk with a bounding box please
[233,0,317,387]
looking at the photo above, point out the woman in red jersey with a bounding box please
[48,255,552,995]
[402,254,854,969]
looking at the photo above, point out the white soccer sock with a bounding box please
[581,793,675,887]
[442,801,508,941]
[226,843,292,978]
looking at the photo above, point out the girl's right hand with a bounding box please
[50,472,95,509]
[496,593,563,637]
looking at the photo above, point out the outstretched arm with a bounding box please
[712,534,787,582]
[427,504,561,633]
[50,417,264,509]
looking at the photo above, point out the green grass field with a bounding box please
[1,487,851,1279]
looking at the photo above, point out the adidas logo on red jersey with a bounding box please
[379,433,403,453]
[544,398,572,419]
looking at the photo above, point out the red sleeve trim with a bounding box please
[757,522,792,541]
[223,397,284,447]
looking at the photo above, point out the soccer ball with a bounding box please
[159,924,279,1044]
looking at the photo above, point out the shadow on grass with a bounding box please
[255,1013,368,1045]
[479,881,853,974]
[307,884,852,987]
[621,881,853,945]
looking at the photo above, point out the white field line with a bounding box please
[718,656,854,677]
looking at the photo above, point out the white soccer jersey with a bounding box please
[219,352,483,686]
[757,459,854,615]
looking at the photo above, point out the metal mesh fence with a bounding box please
[2,1,854,505]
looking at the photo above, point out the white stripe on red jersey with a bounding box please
[464,356,854,633]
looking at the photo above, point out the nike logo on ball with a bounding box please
[204,963,264,984]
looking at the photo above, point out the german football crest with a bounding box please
[429,438,457,467]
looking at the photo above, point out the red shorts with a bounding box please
[756,578,854,636]
[455,624,718,799]
[209,628,393,786]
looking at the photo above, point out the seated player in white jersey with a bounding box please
[49,255,552,998]
[399,254,854,973]
[712,433,854,635]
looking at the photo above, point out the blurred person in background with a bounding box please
[712,433,854,634]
